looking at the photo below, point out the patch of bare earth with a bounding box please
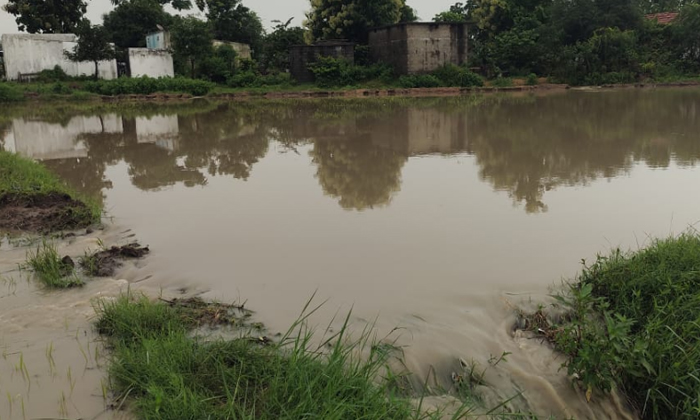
[0,192,92,233]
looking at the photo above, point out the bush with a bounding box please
[526,73,539,85]
[490,77,513,87]
[432,64,484,87]
[549,233,700,419]
[199,45,238,84]
[397,74,442,88]
[227,72,293,88]
[307,56,393,88]
[36,66,69,83]
[82,77,215,96]
[0,83,24,102]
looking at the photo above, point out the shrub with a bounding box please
[82,77,215,96]
[308,57,393,88]
[432,64,484,87]
[397,74,442,88]
[199,45,238,84]
[36,66,69,83]
[490,77,513,87]
[227,72,293,88]
[0,83,24,102]
[526,73,539,85]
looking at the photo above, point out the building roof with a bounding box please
[645,12,679,25]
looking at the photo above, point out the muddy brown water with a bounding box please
[2,89,700,419]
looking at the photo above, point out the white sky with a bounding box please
[0,0,455,35]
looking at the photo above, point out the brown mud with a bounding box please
[81,242,150,277]
[0,192,92,233]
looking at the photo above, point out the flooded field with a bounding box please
[2,88,700,419]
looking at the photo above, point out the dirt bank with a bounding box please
[0,192,94,233]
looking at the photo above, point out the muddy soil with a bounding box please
[0,192,92,233]
[82,242,150,277]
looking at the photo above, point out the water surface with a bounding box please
[2,89,700,419]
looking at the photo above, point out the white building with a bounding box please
[1,33,117,81]
[128,48,174,78]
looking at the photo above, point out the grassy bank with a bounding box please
[530,232,700,419]
[0,151,101,231]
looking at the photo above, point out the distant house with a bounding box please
[289,41,355,83]
[368,23,468,75]
[645,12,680,25]
[146,30,171,50]
[0,33,118,81]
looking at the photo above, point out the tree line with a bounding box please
[3,0,700,85]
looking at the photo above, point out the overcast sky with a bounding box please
[0,0,455,35]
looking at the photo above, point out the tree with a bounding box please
[673,4,700,70]
[110,0,193,11]
[65,22,117,80]
[195,0,265,56]
[262,18,306,71]
[3,0,87,33]
[551,0,642,45]
[433,2,469,23]
[305,0,406,43]
[103,0,173,49]
[399,2,419,22]
[171,17,213,78]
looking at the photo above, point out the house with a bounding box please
[0,33,117,81]
[368,23,468,75]
[645,12,679,25]
[146,30,171,50]
[289,41,355,83]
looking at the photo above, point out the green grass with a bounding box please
[0,150,101,226]
[96,294,543,419]
[545,232,700,419]
[26,240,83,288]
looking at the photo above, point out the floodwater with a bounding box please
[2,88,700,419]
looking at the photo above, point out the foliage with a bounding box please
[171,16,214,78]
[103,0,173,49]
[196,0,265,55]
[0,83,25,102]
[3,0,87,33]
[110,0,193,11]
[94,294,462,419]
[397,74,442,88]
[490,77,513,87]
[82,77,215,96]
[526,73,539,85]
[65,22,117,80]
[199,45,237,84]
[432,64,485,87]
[550,233,700,419]
[261,18,306,72]
[433,2,469,23]
[672,4,700,72]
[307,57,393,88]
[26,241,83,288]
[305,0,406,43]
[227,72,293,88]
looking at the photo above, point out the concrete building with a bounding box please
[368,23,468,75]
[1,34,118,81]
[146,30,171,50]
[128,48,174,78]
[212,40,252,60]
[289,41,355,83]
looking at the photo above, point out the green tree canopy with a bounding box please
[171,16,213,78]
[305,0,415,43]
[3,0,87,33]
[261,18,307,71]
[110,0,193,11]
[103,0,173,49]
[65,22,117,79]
[195,0,265,56]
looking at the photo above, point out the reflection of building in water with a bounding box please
[7,115,123,160]
[369,108,469,155]
[135,115,179,151]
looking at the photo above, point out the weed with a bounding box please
[25,241,83,288]
[490,77,514,88]
[526,74,539,86]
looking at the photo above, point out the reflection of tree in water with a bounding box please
[311,138,407,211]
[467,90,700,213]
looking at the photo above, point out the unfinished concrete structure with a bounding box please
[213,40,252,60]
[368,23,468,75]
[1,33,118,81]
[289,41,355,83]
[128,48,174,78]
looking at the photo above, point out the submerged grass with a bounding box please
[26,241,83,288]
[530,232,700,419]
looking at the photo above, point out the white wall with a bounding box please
[128,48,174,78]
[1,34,117,80]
